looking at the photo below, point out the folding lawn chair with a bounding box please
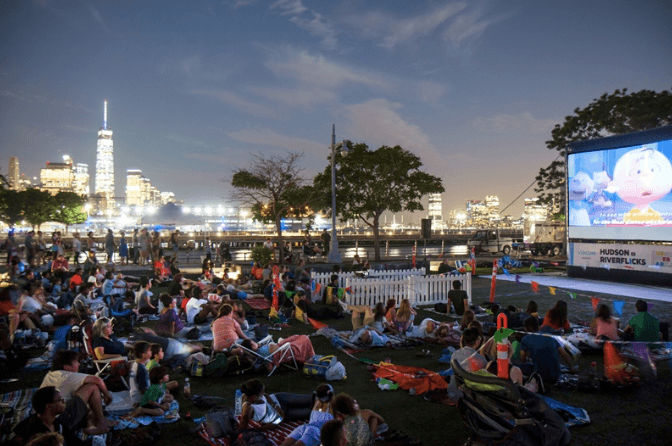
[82,324,129,389]
[235,335,299,377]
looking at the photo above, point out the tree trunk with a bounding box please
[373,215,381,262]
[275,215,284,265]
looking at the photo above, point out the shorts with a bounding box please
[237,291,247,300]
[60,395,88,431]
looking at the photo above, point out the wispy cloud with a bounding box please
[271,0,307,16]
[382,3,468,48]
[227,128,323,156]
[246,85,335,107]
[231,0,257,8]
[442,4,509,49]
[79,0,109,32]
[192,89,277,119]
[472,112,556,134]
[289,11,338,49]
[342,98,448,175]
[415,81,447,104]
[265,47,389,89]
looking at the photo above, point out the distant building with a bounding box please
[72,163,90,196]
[428,193,443,224]
[7,157,21,191]
[126,169,165,206]
[485,195,500,223]
[40,156,75,195]
[160,191,175,204]
[95,100,115,212]
[466,199,486,225]
[523,198,549,221]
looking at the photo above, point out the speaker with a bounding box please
[421,218,432,239]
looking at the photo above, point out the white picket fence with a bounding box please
[343,273,472,308]
[311,268,427,291]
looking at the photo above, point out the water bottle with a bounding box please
[184,377,191,399]
[234,389,243,417]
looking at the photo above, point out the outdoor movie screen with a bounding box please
[567,137,672,242]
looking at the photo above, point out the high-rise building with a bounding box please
[95,100,115,212]
[72,163,90,196]
[428,193,443,223]
[485,195,500,222]
[40,156,75,195]
[523,198,549,221]
[8,157,20,191]
[125,169,143,206]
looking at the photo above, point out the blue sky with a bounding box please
[1,0,671,220]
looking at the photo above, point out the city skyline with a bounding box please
[1,1,671,217]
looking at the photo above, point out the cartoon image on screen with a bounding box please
[567,139,672,231]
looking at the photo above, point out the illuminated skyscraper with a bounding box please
[95,100,114,212]
[8,157,20,191]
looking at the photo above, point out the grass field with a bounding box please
[4,271,672,446]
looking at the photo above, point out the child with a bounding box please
[50,278,63,299]
[591,303,619,341]
[452,327,487,372]
[131,365,172,417]
[147,343,179,392]
[129,341,152,404]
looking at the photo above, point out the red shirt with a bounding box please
[69,274,83,291]
[52,258,69,272]
[0,300,16,317]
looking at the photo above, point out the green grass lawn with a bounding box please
[4,274,672,445]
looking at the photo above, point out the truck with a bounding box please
[467,229,522,255]
[524,220,565,257]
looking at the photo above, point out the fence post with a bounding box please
[407,275,415,306]
[385,240,389,257]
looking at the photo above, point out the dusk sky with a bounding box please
[1,0,671,221]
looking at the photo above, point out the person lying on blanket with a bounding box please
[296,290,342,323]
[235,335,315,371]
[336,327,390,347]
[280,384,335,446]
[239,379,313,431]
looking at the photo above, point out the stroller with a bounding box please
[451,358,570,446]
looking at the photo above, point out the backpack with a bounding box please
[205,406,237,438]
[434,303,448,313]
[190,353,229,377]
[226,355,253,375]
[303,355,335,379]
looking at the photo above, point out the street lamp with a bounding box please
[328,124,351,264]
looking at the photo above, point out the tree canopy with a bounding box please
[230,152,317,263]
[314,143,444,261]
[535,88,672,214]
[0,187,88,230]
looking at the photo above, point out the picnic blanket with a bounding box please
[244,298,271,310]
[198,417,304,446]
[0,388,37,443]
[107,399,181,429]
[373,364,448,395]
[21,350,53,372]
[539,395,591,427]
[316,327,418,352]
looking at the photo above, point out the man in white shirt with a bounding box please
[40,350,115,435]
[185,287,219,325]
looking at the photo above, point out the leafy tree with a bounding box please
[314,143,444,261]
[231,152,317,264]
[535,88,672,214]
[21,188,57,230]
[52,192,87,233]
[0,189,24,227]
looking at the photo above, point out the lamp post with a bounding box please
[328,124,351,264]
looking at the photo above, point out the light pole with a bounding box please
[328,124,351,264]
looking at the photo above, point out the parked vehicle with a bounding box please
[468,229,522,255]
[524,220,565,256]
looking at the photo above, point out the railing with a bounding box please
[343,273,472,308]
[310,268,427,291]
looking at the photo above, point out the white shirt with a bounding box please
[72,238,82,251]
[263,240,274,250]
[40,370,89,401]
[186,298,208,324]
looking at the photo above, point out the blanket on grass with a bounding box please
[316,327,420,352]
[0,388,37,443]
[198,417,304,446]
[244,298,272,310]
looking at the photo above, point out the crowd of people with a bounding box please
[1,230,666,446]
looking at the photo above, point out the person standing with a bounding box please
[72,233,82,266]
[263,237,275,259]
[320,229,331,256]
[118,231,128,265]
[132,228,140,264]
[104,229,116,264]
[24,230,35,267]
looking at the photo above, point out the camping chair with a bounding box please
[82,324,129,389]
[451,358,570,446]
[235,335,299,377]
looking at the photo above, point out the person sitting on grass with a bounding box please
[519,316,575,387]
[451,327,488,372]
[156,294,191,339]
[145,343,179,393]
[393,299,416,335]
[295,290,342,323]
[332,394,386,445]
[135,276,157,315]
[39,350,116,436]
[280,384,335,446]
[212,304,256,353]
[541,300,570,333]
[129,341,152,405]
[130,365,174,418]
[447,280,469,316]
[590,303,620,341]
[239,379,301,430]
[12,387,84,446]
[185,286,220,325]
[624,299,660,342]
